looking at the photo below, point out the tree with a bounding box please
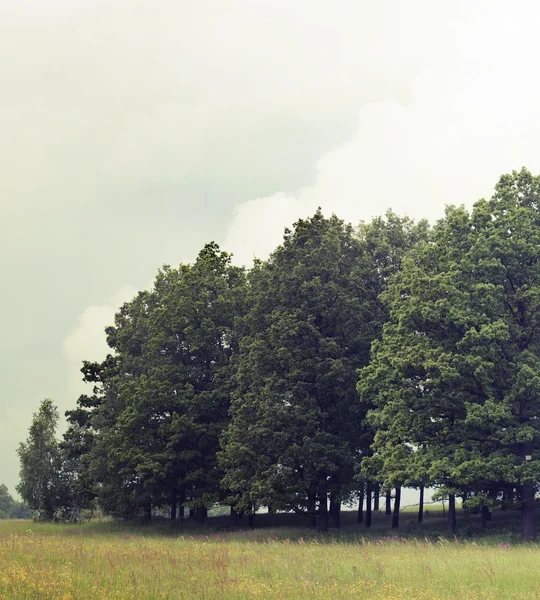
[221,211,384,531]
[68,243,247,520]
[361,169,540,540]
[17,399,69,520]
[64,355,126,517]
[356,211,430,525]
[0,486,33,519]
[0,484,15,518]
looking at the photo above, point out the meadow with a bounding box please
[1,509,540,599]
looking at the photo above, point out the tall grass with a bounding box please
[1,513,539,599]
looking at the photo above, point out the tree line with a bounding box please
[17,169,540,540]
[0,484,32,519]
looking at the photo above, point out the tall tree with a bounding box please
[17,399,69,520]
[222,211,385,531]
[0,484,15,518]
[361,169,540,540]
[68,243,247,520]
[355,211,430,522]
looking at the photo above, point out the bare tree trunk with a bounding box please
[318,477,329,532]
[330,495,341,528]
[373,484,380,511]
[520,443,536,541]
[196,507,207,524]
[178,488,185,519]
[462,493,469,517]
[365,482,372,528]
[448,494,456,534]
[385,490,392,515]
[521,482,536,541]
[143,501,152,522]
[392,487,401,529]
[308,491,317,528]
[418,486,424,523]
[230,507,239,526]
[481,505,491,527]
[357,485,364,524]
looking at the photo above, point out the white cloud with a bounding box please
[63,287,136,398]
[4,0,540,495]
[0,0,468,229]
[223,1,540,265]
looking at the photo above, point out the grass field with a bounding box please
[1,509,540,599]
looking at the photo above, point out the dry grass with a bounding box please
[1,516,539,599]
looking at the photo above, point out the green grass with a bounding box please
[1,509,540,599]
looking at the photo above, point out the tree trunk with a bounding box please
[481,505,491,528]
[392,486,401,529]
[318,478,329,532]
[307,492,317,528]
[196,507,207,524]
[521,482,536,541]
[248,513,255,528]
[373,484,380,511]
[170,499,177,521]
[448,494,456,534]
[143,502,152,522]
[330,495,341,528]
[365,482,372,528]
[501,490,508,511]
[462,493,469,517]
[230,507,239,526]
[520,443,536,541]
[385,490,392,515]
[357,486,364,524]
[418,486,424,523]
[177,488,185,519]
[507,487,515,510]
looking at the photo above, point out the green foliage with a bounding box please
[0,485,29,519]
[220,211,425,524]
[31,170,540,541]
[68,243,248,519]
[361,169,540,538]
[0,484,14,518]
[16,399,72,520]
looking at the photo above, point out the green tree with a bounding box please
[221,211,383,531]
[361,169,540,540]
[17,399,69,520]
[64,355,125,517]
[0,484,15,518]
[68,243,247,520]
[356,211,430,526]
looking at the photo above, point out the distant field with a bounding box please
[1,509,540,599]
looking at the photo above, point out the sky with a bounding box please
[3,0,540,497]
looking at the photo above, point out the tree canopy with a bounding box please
[17,171,540,540]
[17,399,73,520]
[360,169,540,539]
[64,243,247,520]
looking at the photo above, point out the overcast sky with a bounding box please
[2,0,540,496]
